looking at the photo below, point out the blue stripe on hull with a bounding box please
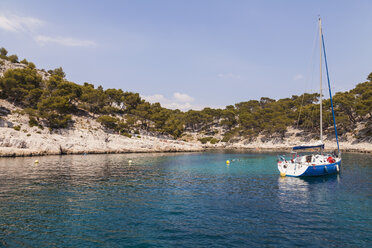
[301,160,341,177]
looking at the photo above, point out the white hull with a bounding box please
[278,154,341,177]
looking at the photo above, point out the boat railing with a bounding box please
[277,155,286,163]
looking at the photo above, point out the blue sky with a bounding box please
[0,0,371,110]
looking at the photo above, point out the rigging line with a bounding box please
[296,22,320,129]
[301,89,315,132]
[307,90,318,132]
[309,95,316,131]
[321,33,340,153]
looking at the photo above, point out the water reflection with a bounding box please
[277,174,340,207]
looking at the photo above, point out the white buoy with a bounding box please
[128,160,133,164]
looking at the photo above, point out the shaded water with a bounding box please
[0,152,371,247]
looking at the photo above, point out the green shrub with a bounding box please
[117,121,129,133]
[13,125,21,131]
[27,133,31,136]
[222,129,238,142]
[0,47,8,56]
[20,59,28,65]
[24,108,37,116]
[198,136,213,144]
[12,110,24,115]
[43,113,71,129]
[121,132,132,138]
[27,62,36,69]
[29,116,39,127]
[210,138,220,144]
[1,67,43,106]
[97,115,118,129]
[8,54,18,63]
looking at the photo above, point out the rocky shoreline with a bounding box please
[0,127,204,157]
[1,142,371,158]
[1,125,371,157]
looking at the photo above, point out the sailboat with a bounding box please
[277,18,341,177]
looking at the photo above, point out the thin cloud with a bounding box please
[142,94,166,103]
[35,35,96,47]
[293,74,304,81]
[173,92,194,103]
[0,13,96,47]
[142,92,202,111]
[0,13,44,33]
[163,102,196,111]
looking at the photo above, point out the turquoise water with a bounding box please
[0,152,371,247]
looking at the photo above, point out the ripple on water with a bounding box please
[0,152,371,247]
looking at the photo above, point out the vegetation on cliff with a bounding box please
[0,47,371,142]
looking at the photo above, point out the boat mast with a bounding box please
[319,17,323,144]
[321,21,341,155]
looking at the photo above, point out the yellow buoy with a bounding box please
[280,172,286,177]
[34,160,39,164]
[226,160,230,165]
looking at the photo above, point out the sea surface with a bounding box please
[0,151,371,247]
